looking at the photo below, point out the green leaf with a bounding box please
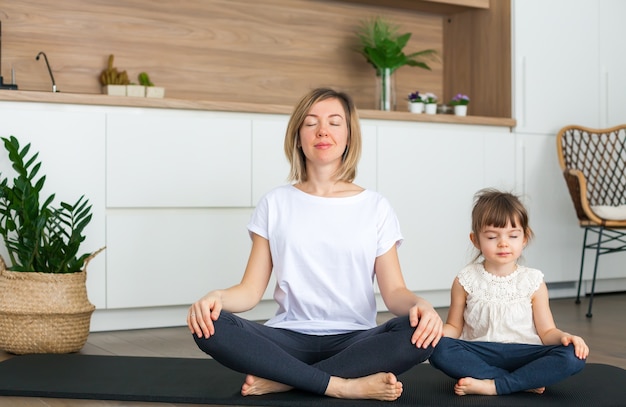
[355,17,438,72]
[0,135,94,273]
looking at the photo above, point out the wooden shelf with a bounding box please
[0,90,515,128]
[337,0,489,15]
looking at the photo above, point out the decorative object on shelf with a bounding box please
[407,91,424,113]
[35,52,57,92]
[100,54,130,96]
[0,135,103,354]
[0,22,18,89]
[139,72,165,99]
[423,92,438,114]
[126,84,146,97]
[355,17,438,111]
[449,93,470,116]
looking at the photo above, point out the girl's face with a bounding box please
[298,98,348,170]
[470,220,527,274]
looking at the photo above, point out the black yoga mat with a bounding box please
[0,354,625,406]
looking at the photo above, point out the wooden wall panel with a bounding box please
[443,0,511,118]
[0,0,444,110]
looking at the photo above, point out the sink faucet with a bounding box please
[35,51,57,92]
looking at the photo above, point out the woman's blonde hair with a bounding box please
[284,88,362,183]
[470,188,534,262]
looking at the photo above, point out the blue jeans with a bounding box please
[429,337,585,394]
[194,311,433,395]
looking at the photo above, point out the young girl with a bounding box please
[429,188,589,396]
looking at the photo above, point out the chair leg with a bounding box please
[576,228,589,304]
[586,227,604,318]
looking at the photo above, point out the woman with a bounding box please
[188,88,443,401]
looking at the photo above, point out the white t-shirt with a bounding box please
[247,184,403,335]
[458,263,544,345]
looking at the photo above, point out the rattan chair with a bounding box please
[556,124,626,317]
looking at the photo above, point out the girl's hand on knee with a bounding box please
[561,334,589,359]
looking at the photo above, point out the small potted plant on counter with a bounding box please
[100,54,130,96]
[407,91,424,113]
[423,92,438,114]
[449,93,470,116]
[139,72,165,98]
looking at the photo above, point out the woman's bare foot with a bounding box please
[241,374,292,396]
[325,372,403,401]
[454,377,497,396]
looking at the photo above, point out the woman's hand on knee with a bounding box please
[187,292,223,338]
[409,302,444,349]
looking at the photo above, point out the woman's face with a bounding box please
[298,98,348,170]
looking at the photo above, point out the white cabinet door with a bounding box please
[106,208,254,308]
[0,103,107,308]
[358,123,378,192]
[377,123,516,292]
[252,117,290,204]
[107,109,252,208]
[513,0,600,134]
[599,0,626,128]
[518,132,583,281]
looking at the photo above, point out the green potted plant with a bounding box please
[408,91,424,113]
[139,72,165,99]
[355,16,438,111]
[100,54,130,96]
[423,92,438,114]
[0,135,103,354]
[449,93,470,116]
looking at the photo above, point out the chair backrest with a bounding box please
[556,125,626,223]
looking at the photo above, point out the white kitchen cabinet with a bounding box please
[106,109,252,208]
[513,0,600,134]
[376,122,516,292]
[251,116,290,203]
[599,0,626,127]
[105,208,255,308]
[517,132,584,281]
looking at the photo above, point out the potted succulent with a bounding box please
[407,91,424,113]
[355,16,438,111]
[139,72,165,99]
[100,54,130,96]
[449,93,470,116]
[0,135,103,354]
[423,92,438,114]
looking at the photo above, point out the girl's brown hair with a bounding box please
[284,87,362,183]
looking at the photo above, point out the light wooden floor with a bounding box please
[1,293,625,406]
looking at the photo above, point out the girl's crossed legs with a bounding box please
[429,337,585,395]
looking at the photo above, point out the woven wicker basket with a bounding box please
[0,250,102,354]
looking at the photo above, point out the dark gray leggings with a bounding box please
[193,311,433,395]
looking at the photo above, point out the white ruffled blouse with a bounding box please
[458,263,544,345]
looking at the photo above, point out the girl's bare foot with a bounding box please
[241,374,292,396]
[325,372,403,401]
[454,377,497,396]
[526,387,546,394]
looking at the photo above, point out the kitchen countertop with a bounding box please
[0,90,517,128]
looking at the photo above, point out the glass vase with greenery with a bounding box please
[355,17,437,111]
